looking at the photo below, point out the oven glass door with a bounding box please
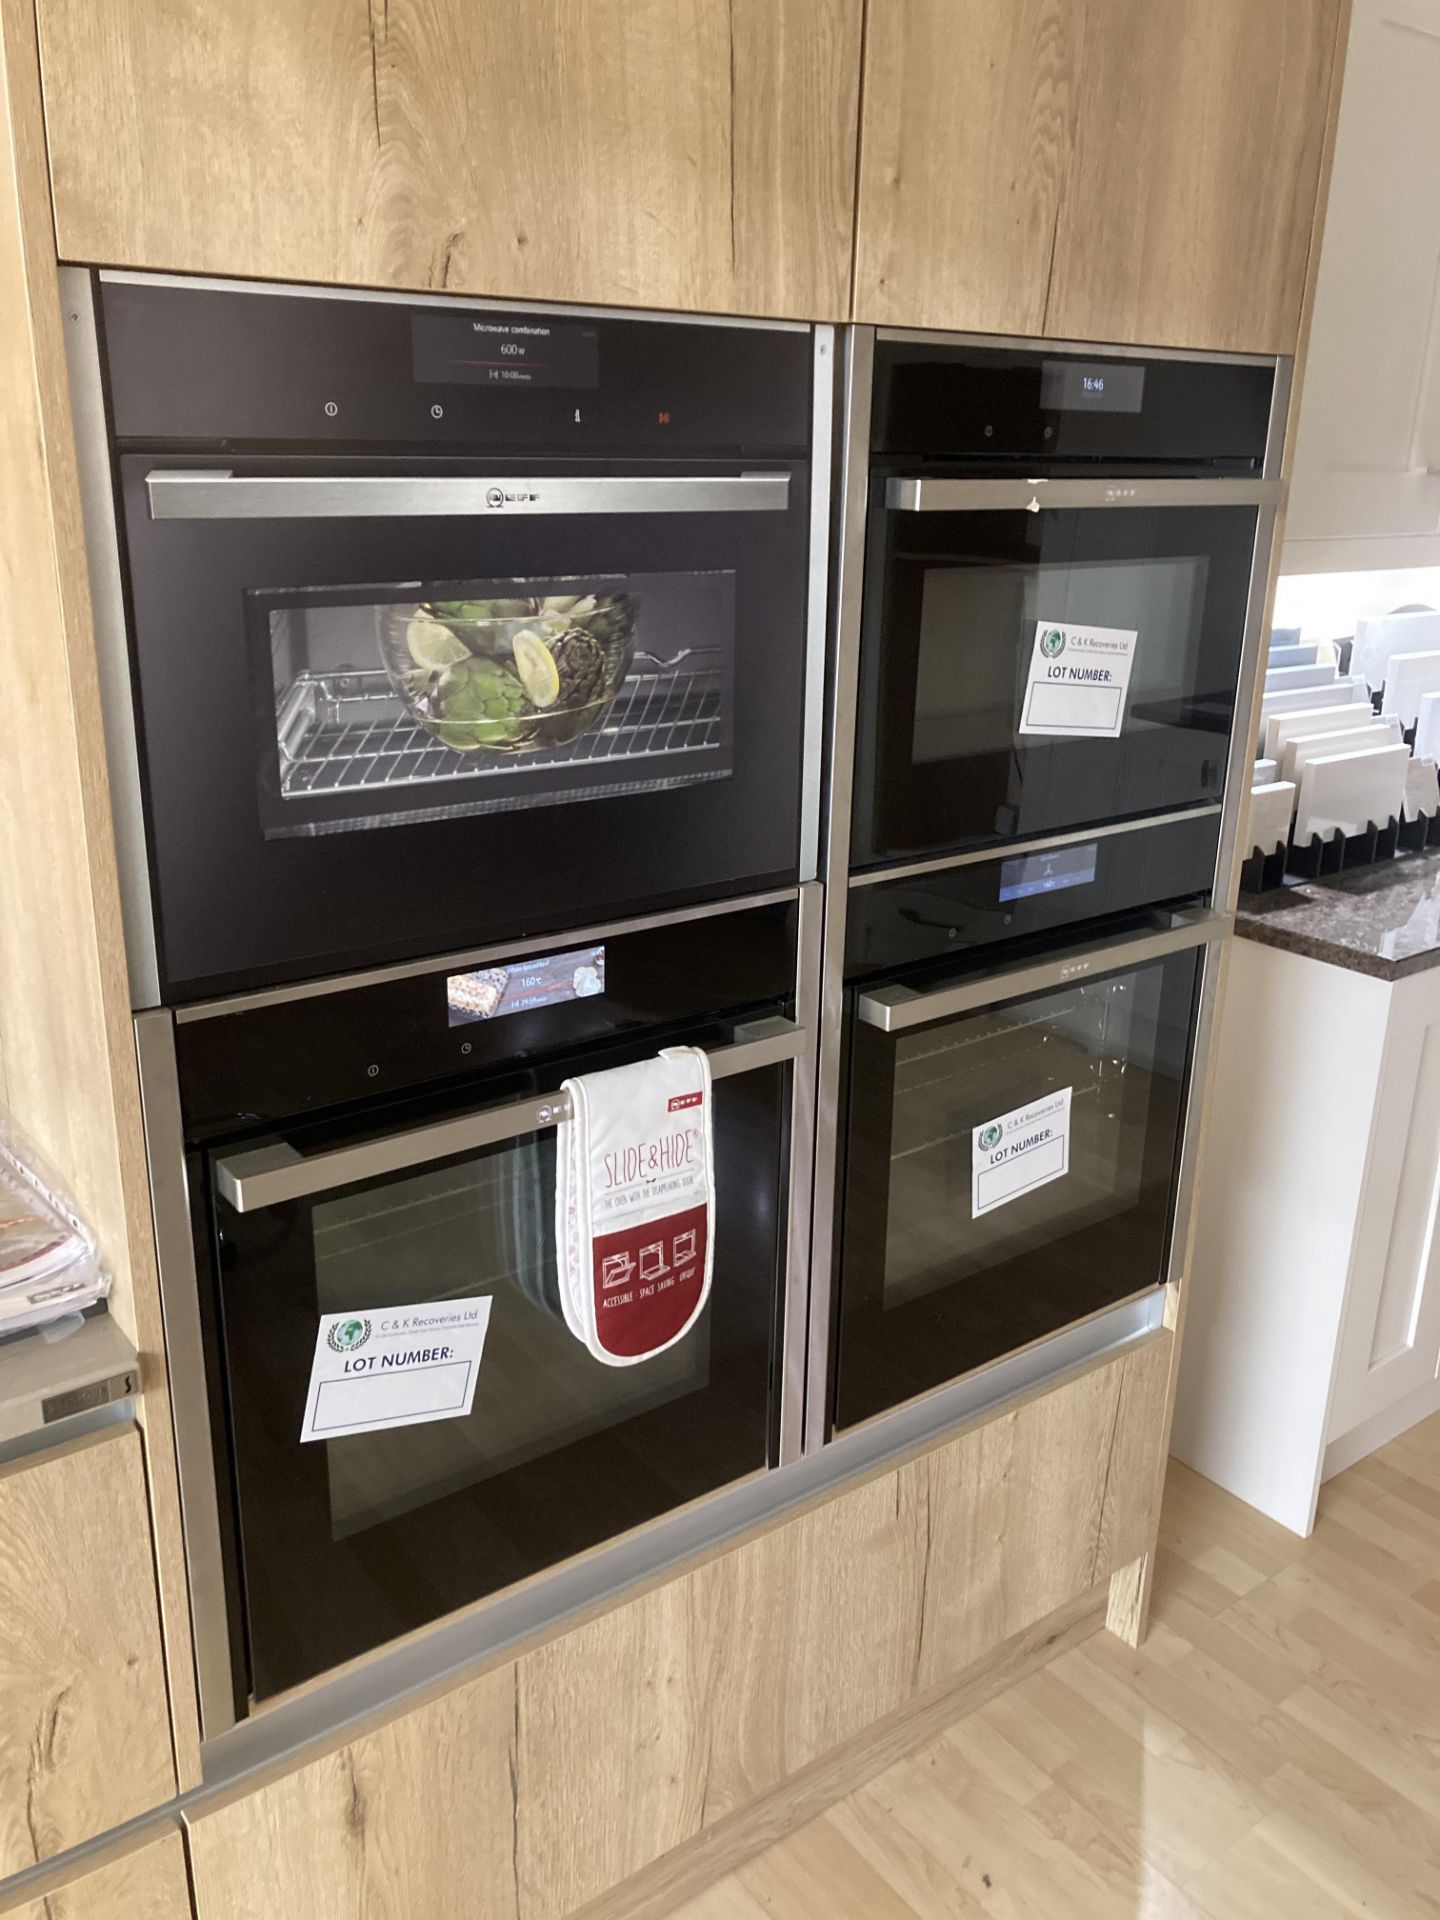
[207,1017,789,1705]
[832,923,1209,1432]
[851,486,1266,866]
[118,455,810,1000]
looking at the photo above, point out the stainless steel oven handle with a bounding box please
[213,1016,806,1213]
[886,477,1283,512]
[146,470,791,520]
[856,908,1230,1034]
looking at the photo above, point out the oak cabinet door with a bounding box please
[855,0,1343,352]
[7,1825,193,1920]
[0,1428,176,1875]
[36,0,862,320]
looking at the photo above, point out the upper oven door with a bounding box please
[850,478,1277,869]
[116,452,811,1001]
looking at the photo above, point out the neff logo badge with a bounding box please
[485,487,505,509]
[327,1316,371,1354]
[978,1123,1003,1151]
[484,487,540,509]
[1040,628,1067,660]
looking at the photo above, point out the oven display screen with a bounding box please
[1039,360,1145,414]
[998,844,1098,904]
[413,312,600,390]
[447,945,606,1025]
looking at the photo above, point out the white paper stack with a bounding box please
[0,1133,109,1337]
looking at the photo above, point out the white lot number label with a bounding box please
[299,1296,492,1443]
[1018,621,1138,739]
[972,1088,1073,1218]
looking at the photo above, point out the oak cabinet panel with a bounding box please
[1,1825,192,1920]
[35,0,862,320]
[855,0,1343,351]
[186,1338,1169,1920]
[0,1429,175,1876]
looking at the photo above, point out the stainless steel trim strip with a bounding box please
[133,1011,238,1741]
[803,325,875,1457]
[798,326,835,885]
[1263,356,1295,483]
[847,804,1224,890]
[1161,936,1226,1307]
[97,267,810,335]
[777,882,824,1467]
[176,886,800,1022]
[887,476,1283,513]
[856,907,1231,1033]
[215,1016,807,1213]
[60,268,163,1012]
[147,469,790,522]
[873,325,1283,371]
[1211,494,1282,904]
[200,1292,1161,1780]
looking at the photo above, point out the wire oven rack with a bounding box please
[275,659,725,801]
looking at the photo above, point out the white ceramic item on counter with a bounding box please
[1263,692,1381,766]
[1416,689,1440,764]
[1265,661,1343,695]
[1354,608,1440,693]
[1254,756,1279,784]
[1247,780,1297,864]
[1281,719,1402,788]
[1267,642,1321,671]
[1294,742,1410,845]
[1403,757,1440,822]
[1381,650,1440,727]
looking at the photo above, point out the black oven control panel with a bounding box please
[844,812,1217,980]
[97,276,813,455]
[176,897,797,1137]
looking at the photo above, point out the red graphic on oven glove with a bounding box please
[590,1204,708,1357]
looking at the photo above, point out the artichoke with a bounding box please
[429,658,531,750]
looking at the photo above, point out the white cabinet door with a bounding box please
[1329,964,1440,1434]
[1285,0,1440,572]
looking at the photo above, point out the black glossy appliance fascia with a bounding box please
[137,889,820,1733]
[810,327,1288,1445]
[64,270,831,1008]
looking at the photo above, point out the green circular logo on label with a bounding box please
[1040,628,1066,659]
[327,1316,372,1354]
[978,1123,1003,1151]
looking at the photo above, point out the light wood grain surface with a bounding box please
[0,0,202,1784]
[35,0,862,319]
[0,1430,175,1876]
[662,1411,1440,1920]
[0,1823,191,1920]
[185,1338,1168,1920]
[855,0,1343,350]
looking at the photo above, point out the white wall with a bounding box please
[1273,566,1440,644]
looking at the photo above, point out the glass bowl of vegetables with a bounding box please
[379,591,636,755]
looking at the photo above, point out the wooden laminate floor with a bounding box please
[667,1413,1440,1920]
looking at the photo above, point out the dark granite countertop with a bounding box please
[1236,848,1440,982]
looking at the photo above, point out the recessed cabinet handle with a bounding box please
[856,909,1230,1033]
[145,470,791,521]
[213,1016,806,1213]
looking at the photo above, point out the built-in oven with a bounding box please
[847,335,1286,871]
[137,890,817,1732]
[810,329,1287,1443]
[65,271,829,1005]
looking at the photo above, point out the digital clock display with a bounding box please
[998,843,1098,904]
[1040,360,1146,414]
[413,312,600,391]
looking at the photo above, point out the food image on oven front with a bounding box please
[378,589,637,756]
[446,968,511,1021]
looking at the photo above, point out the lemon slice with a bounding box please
[511,629,561,709]
[406,614,470,670]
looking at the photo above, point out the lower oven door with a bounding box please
[830,912,1223,1434]
[205,1015,797,1708]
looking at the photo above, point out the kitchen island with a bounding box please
[1173,849,1440,1532]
